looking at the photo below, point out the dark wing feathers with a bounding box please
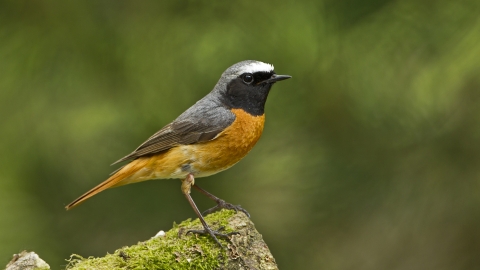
[111,94,236,165]
[111,119,230,165]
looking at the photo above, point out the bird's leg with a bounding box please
[192,184,250,218]
[181,174,235,247]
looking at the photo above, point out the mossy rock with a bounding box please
[66,210,278,270]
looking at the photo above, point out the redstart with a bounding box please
[66,60,291,246]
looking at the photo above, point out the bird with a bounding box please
[65,60,291,246]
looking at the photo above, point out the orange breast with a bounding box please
[114,109,265,186]
[189,108,265,177]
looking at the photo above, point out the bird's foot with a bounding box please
[187,226,238,247]
[202,199,250,218]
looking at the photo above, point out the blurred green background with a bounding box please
[1,1,480,269]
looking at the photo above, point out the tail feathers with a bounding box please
[65,161,143,210]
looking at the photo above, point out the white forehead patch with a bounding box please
[237,62,274,75]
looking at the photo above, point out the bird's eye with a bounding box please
[242,73,254,84]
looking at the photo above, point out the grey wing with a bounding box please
[111,103,235,165]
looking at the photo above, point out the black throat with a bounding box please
[222,72,274,116]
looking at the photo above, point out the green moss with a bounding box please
[66,210,236,270]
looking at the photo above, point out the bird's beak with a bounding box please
[258,74,292,85]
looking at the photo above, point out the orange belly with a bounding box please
[114,109,265,186]
[189,108,265,177]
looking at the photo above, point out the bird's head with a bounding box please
[216,60,291,116]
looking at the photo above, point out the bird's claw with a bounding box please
[186,226,239,248]
[202,199,251,218]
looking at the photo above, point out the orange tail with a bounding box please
[65,159,147,210]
